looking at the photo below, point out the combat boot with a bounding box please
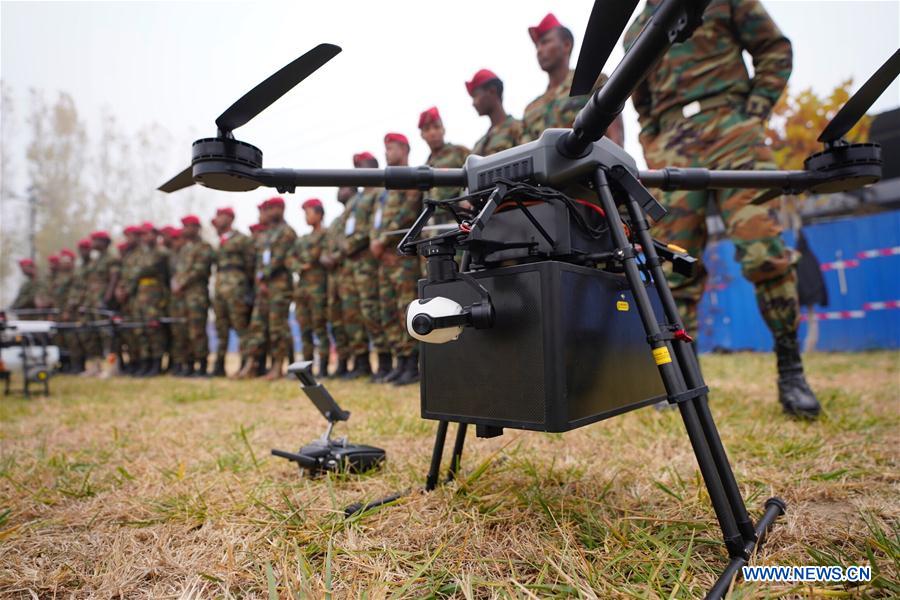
[775,335,820,419]
[211,356,226,377]
[180,362,195,377]
[256,355,268,377]
[264,356,284,381]
[333,357,349,378]
[72,357,86,375]
[132,358,150,377]
[192,361,209,378]
[370,352,392,382]
[80,358,101,377]
[344,353,372,380]
[317,355,330,378]
[143,357,162,377]
[233,357,256,379]
[381,354,405,384]
[169,362,185,377]
[393,351,420,386]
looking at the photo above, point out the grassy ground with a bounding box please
[0,352,898,598]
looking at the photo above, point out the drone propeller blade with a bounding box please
[750,188,783,205]
[570,0,639,96]
[215,43,341,133]
[818,48,900,143]
[158,165,194,193]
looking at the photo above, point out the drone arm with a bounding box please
[253,167,466,190]
[639,168,814,191]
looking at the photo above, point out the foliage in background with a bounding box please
[765,79,871,171]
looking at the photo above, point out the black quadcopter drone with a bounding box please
[159,0,900,596]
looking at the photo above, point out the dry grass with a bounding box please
[0,352,898,598]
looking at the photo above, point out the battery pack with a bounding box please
[420,261,666,432]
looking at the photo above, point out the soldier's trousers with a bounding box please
[244,292,269,363]
[245,274,292,363]
[136,282,167,359]
[337,263,367,357]
[294,282,328,360]
[377,256,420,357]
[212,274,252,362]
[327,270,348,360]
[79,306,105,359]
[181,285,210,365]
[169,296,188,366]
[349,250,387,352]
[642,105,799,341]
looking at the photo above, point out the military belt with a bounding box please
[138,277,160,286]
[658,94,742,127]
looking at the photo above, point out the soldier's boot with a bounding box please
[381,354,404,384]
[211,356,227,377]
[256,354,269,377]
[180,362,195,377]
[73,357,86,374]
[317,355,330,378]
[776,335,821,419]
[264,355,284,381]
[80,358,101,377]
[132,358,150,377]
[370,352,392,383]
[143,358,162,377]
[393,351,420,387]
[332,357,349,378]
[169,362,184,377]
[192,361,210,378]
[344,353,371,380]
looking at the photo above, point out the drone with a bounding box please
[159,0,900,596]
[0,310,58,397]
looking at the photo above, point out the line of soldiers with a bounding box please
[8,7,818,414]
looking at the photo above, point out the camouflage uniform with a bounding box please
[473,115,525,156]
[134,245,170,361]
[522,70,608,142]
[173,238,214,366]
[245,221,297,367]
[118,246,143,363]
[425,143,469,223]
[212,230,255,364]
[291,228,329,361]
[326,210,367,360]
[343,187,387,353]
[244,231,270,368]
[81,250,121,358]
[11,276,40,311]
[63,258,90,364]
[624,0,797,339]
[371,188,422,358]
[167,247,189,368]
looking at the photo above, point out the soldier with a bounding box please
[10,258,40,312]
[62,239,93,374]
[132,222,170,377]
[522,13,624,146]
[624,0,819,418]
[369,132,422,386]
[419,107,469,222]
[117,226,143,374]
[467,69,524,156]
[236,217,271,379]
[80,230,121,378]
[320,187,364,378]
[172,215,214,377]
[291,198,330,376]
[52,249,76,372]
[345,152,390,380]
[162,227,189,375]
[211,207,255,377]
[240,198,296,380]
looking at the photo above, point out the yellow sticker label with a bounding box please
[616,300,629,311]
[652,346,672,365]
[667,243,688,254]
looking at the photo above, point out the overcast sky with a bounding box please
[2,0,898,238]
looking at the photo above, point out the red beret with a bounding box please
[302,198,323,210]
[141,221,156,233]
[249,223,266,233]
[181,215,200,227]
[60,248,76,260]
[216,207,235,218]
[123,225,141,235]
[77,238,92,249]
[171,228,183,239]
[529,12,563,43]
[353,151,376,165]
[257,200,269,210]
[91,230,111,241]
[466,69,501,96]
[266,196,285,208]
[116,242,129,253]
[384,132,409,147]
[418,106,441,129]
[48,254,60,264]
[18,258,34,267]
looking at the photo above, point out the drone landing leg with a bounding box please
[595,168,785,598]
[446,423,468,483]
